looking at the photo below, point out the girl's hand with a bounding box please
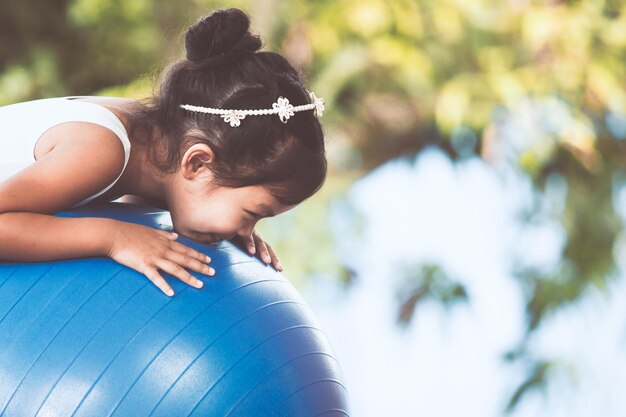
[106,221,215,297]
[233,229,283,272]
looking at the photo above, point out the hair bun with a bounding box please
[185,8,262,63]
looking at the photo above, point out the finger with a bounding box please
[266,244,283,271]
[169,240,212,264]
[245,234,256,254]
[144,267,175,296]
[254,237,271,264]
[155,258,204,289]
[155,229,178,240]
[166,250,215,278]
[251,232,271,264]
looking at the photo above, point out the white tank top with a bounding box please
[0,96,132,208]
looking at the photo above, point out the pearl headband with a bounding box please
[179,91,325,127]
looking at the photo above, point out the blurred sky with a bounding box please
[303,147,626,417]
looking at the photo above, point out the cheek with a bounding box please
[167,200,210,234]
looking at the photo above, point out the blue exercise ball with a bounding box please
[0,202,351,417]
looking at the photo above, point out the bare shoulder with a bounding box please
[0,122,126,215]
[34,119,126,161]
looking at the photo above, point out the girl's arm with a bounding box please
[0,212,114,261]
[0,122,214,296]
[0,124,123,260]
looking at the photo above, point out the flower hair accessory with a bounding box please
[180,90,325,127]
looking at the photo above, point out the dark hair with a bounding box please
[129,8,327,206]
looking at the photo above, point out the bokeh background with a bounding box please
[3,0,626,415]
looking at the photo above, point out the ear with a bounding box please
[180,143,215,180]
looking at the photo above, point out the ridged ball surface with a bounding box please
[0,202,350,417]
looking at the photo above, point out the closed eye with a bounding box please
[245,209,261,219]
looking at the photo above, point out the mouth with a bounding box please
[207,234,224,244]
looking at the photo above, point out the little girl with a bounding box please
[0,8,327,297]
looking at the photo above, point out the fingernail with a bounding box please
[249,247,256,254]
[206,255,211,262]
[196,279,203,288]
[209,268,215,276]
[277,263,283,270]
[166,289,174,296]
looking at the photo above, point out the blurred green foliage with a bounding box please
[395,263,468,328]
[2,0,626,412]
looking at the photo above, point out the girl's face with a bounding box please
[166,143,297,243]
